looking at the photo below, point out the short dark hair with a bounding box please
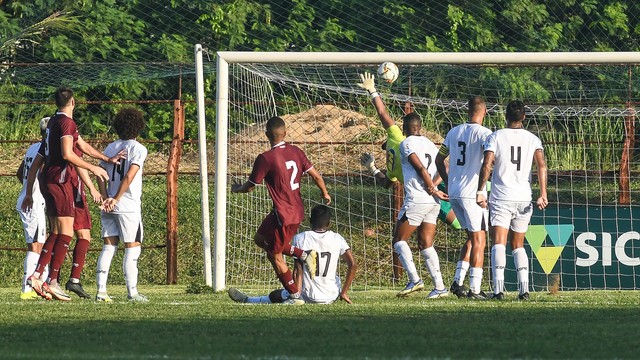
[55,87,74,108]
[310,205,331,230]
[506,100,525,122]
[468,96,485,115]
[402,112,421,133]
[113,108,145,140]
[266,116,286,134]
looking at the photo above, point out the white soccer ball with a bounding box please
[377,62,399,83]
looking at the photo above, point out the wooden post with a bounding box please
[619,103,634,205]
[166,99,184,284]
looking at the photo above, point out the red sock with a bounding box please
[49,234,72,282]
[70,238,90,280]
[277,269,298,294]
[34,233,57,275]
[281,244,304,258]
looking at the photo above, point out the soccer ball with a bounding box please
[377,62,399,83]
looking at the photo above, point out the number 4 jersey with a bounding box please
[249,141,313,226]
[292,230,350,303]
[100,139,148,213]
[483,128,543,203]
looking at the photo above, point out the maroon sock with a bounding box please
[277,269,298,294]
[281,244,304,258]
[34,233,57,275]
[48,234,73,282]
[70,238,90,280]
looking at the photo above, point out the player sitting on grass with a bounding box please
[95,108,148,302]
[228,204,357,304]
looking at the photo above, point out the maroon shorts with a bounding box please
[257,212,299,254]
[73,188,92,231]
[44,181,75,217]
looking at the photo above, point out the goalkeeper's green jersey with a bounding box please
[385,124,405,183]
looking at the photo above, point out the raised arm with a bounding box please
[533,149,548,210]
[77,136,126,165]
[408,153,448,201]
[61,136,109,182]
[339,249,357,304]
[360,152,393,188]
[306,167,331,205]
[476,151,494,209]
[357,72,394,129]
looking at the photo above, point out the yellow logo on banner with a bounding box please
[525,225,574,274]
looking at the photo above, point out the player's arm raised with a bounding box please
[61,136,109,182]
[408,153,448,201]
[77,136,126,165]
[476,151,494,209]
[339,249,357,304]
[306,168,331,205]
[534,149,548,210]
[357,72,394,129]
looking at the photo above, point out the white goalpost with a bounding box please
[196,46,640,292]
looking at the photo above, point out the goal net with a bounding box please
[200,51,640,293]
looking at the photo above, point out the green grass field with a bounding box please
[1,286,638,359]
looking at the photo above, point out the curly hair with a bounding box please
[113,108,145,140]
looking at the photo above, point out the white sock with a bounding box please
[247,296,272,304]
[512,247,529,295]
[491,244,506,295]
[469,267,483,294]
[96,244,117,293]
[393,241,420,283]
[453,260,470,286]
[420,247,444,290]
[123,246,141,297]
[23,251,40,292]
[41,265,49,283]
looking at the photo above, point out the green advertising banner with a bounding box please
[503,205,640,291]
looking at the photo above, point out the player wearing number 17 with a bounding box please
[231,116,331,304]
[476,100,548,300]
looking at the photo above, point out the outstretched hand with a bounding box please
[107,149,127,165]
[357,72,377,94]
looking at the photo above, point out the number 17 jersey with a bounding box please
[100,139,148,213]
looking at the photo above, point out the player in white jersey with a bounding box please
[228,205,357,305]
[95,108,148,302]
[476,100,548,300]
[393,113,449,299]
[436,96,492,299]
[15,117,50,300]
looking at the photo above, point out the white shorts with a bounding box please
[488,201,533,233]
[101,212,144,243]
[17,205,46,244]
[450,198,488,233]
[398,202,440,227]
[301,276,341,304]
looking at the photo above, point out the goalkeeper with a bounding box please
[356,72,461,280]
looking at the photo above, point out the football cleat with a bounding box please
[27,275,52,300]
[227,287,249,303]
[467,290,489,300]
[65,280,91,299]
[282,297,305,305]
[48,283,72,301]
[127,294,149,303]
[96,292,113,302]
[305,250,318,280]
[450,282,468,299]
[397,279,425,297]
[20,289,38,300]
[518,292,530,301]
[491,292,505,300]
[426,288,450,299]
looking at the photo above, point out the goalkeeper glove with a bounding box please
[360,152,380,175]
[357,72,379,98]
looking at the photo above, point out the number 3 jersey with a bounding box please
[291,230,350,303]
[249,141,313,226]
[100,139,148,213]
[483,128,543,203]
[442,123,492,199]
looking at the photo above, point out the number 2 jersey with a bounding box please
[292,230,350,303]
[249,141,313,226]
[100,139,148,213]
[399,135,440,205]
[484,128,543,203]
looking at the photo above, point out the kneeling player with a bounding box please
[228,205,357,304]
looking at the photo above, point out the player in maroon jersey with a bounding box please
[232,116,331,303]
[23,87,122,301]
